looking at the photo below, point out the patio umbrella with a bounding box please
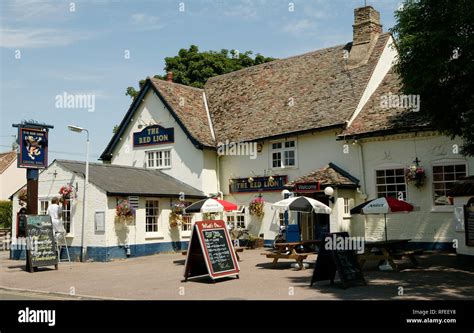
[271,196,332,214]
[184,198,238,214]
[350,197,414,241]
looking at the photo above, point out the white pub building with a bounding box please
[11,6,474,261]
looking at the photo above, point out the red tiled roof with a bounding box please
[0,151,16,174]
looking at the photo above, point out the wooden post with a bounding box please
[25,169,39,272]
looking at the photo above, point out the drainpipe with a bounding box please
[355,139,367,196]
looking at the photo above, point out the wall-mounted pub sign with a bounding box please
[229,175,287,193]
[133,125,174,147]
[294,182,321,193]
[18,127,49,169]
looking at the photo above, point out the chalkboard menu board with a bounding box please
[311,232,365,289]
[184,220,239,281]
[465,205,474,247]
[26,215,58,272]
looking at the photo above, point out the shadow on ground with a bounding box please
[285,252,474,300]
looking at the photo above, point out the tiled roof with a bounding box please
[204,33,391,143]
[286,162,359,188]
[0,151,16,174]
[150,78,214,147]
[57,160,206,198]
[341,69,431,138]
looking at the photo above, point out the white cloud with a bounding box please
[5,0,63,21]
[130,13,163,31]
[283,19,317,35]
[0,28,91,48]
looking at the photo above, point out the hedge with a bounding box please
[0,200,12,229]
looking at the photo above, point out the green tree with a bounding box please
[391,0,474,155]
[125,45,276,98]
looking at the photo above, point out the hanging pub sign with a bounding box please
[184,220,240,281]
[17,127,48,169]
[133,125,174,147]
[229,175,287,193]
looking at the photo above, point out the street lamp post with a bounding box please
[68,125,89,262]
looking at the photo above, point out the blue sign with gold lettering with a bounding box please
[133,125,174,147]
[229,175,287,193]
[18,127,48,169]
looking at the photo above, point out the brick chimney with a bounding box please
[348,6,383,67]
[353,6,382,45]
[166,71,173,82]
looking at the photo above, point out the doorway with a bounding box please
[311,194,330,240]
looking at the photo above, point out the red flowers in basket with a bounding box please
[59,184,76,200]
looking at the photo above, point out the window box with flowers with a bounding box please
[115,199,135,224]
[405,165,426,188]
[249,197,265,218]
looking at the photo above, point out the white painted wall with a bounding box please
[11,162,108,250]
[0,157,26,200]
[357,133,473,243]
[220,130,360,240]
[110,89,218,195]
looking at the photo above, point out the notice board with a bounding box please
[465,205,474,246]
[184,220,239,281]
[26,215,58,272]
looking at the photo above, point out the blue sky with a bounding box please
[0,0,401,162]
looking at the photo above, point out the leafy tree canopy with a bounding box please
[125,45,276,98]
[391,0,474,155]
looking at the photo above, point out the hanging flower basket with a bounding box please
[169,201,191,228]
[405,165,426,188]
[115,199,134,223]
[249,197,265,218]
[18,188,27,207]
[59,184,77,203]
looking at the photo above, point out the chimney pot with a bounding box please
[167,71,173,82]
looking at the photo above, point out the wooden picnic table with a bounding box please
[261,240,320,270]
[358,239,424,271]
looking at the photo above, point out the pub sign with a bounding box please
[133,125,174,147]
[229,175,287,193]
[18,127,48,169]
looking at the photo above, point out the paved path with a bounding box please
[1,250,473,300]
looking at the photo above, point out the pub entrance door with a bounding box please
[311,194,330,240]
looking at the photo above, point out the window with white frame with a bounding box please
[376,168,407,200]
[343,198,351,216]
[271,139,296,168]
[226,213,246,229]
[39,200,49,215]
[62,200,72,233]
[432,163,467,205]
[146,149,171,169]
[181,214,193,231]
[145,200,159,232]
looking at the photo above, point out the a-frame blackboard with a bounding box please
[184,220,239,281]
[311,232,365,289]
[26,215,58,272]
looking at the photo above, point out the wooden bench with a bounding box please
[261,252,313,270]
[182,247,245,261]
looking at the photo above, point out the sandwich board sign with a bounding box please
[26,215,58,272]
[184,220,240,281]
[310,232,365,289]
